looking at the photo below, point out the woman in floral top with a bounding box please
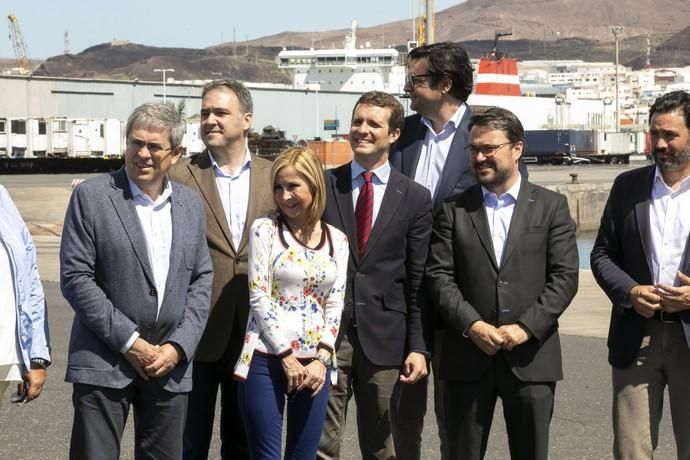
[235,147,349,459]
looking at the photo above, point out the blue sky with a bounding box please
[1,0,463,59]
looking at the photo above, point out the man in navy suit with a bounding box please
[318,91,433,460]
[61,103,213,459]
[591,90,690,460]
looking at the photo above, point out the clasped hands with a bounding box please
[629,271,690,318]
[281,352,328,397]
[125,337,182,380]
[468,321,530,355]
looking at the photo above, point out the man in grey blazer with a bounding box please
[61,102,213,459]
[426,107,578,460]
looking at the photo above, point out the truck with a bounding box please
[523,129,633,165]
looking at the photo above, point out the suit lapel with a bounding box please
[500,180,534,268]
[330,165,358,262]
[188,152,236,254]
[467,185,499,270]
[237,154,271,255]
[634,166,655,276]
[435,106,473,200]
[108,169,155,286]
[360,168,405,264]
[401,119,426,178]
[164,184,185,302]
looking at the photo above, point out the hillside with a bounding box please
[27,0,690,81]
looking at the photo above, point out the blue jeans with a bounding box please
[238,353,331,460]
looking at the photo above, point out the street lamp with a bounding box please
[609,26,624,132]
[309,81,325,140]
[154,68,175,103]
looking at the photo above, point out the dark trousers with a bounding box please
[444,354,555,460]
[70,380,187,460]
[238,353,331,460]
[183,322,248,460]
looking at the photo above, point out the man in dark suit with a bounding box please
[591,90,690,460]
[169,79,274,460]
[61,102,213,459]
[426,107,578,460]
[318,91,433,460]
[388,42,529,460]
[388,42,474,460]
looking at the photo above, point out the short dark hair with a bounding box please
[408,42,473,102]
[201,79,253,114]
[649,90,690,130]
[125,102,186,147]
[468,107,524,143]
[352,91,404,134]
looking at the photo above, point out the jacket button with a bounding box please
[149,289,157,296]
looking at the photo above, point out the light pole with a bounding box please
[309,81,325,140]
[610,26,624,132]
[154,68,175,103]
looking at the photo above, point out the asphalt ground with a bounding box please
[0,164,680,459]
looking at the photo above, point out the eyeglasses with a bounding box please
[405,73,431,89]
[127,139,173,155]
[465,141,514,157]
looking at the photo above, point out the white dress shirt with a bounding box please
[0,242,21,381]
[414,103,467,203]
[482,174,522,266]
[648,168,690,343]
[121,177,173,353]
[210,148,252,250]
[350,159,391,229]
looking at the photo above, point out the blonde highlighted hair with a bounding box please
[270,147,326,227]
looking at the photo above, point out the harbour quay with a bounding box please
[0,161,680,459]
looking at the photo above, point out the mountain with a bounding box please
[246,0,690,48]
[27,1,690,81]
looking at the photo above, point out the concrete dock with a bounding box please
[1,164,679,460]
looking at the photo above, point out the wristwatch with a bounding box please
[30,358,50,369]
[316,353,332,368]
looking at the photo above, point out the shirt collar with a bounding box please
[127,175,173,207]
[208,147,252,179]
[653,166,690,196]
[481,173,522,206]
[420,103,467,136]
[351,159,391,184]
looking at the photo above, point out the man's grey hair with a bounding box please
[125,102,186,147]
[201,79,253,114]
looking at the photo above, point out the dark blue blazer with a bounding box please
[591,165,690,368]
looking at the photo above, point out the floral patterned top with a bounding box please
[234,217,349,381]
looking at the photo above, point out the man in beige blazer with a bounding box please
[170,79,274,460]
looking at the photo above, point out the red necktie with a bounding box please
[355,171,374,259]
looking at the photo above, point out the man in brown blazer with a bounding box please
[170,79,274,460]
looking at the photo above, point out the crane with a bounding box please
[7,14,31,74]
[413,0,435,48]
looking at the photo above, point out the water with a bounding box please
[577,232,596,270]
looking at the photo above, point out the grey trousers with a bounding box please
[318,329,400,460]
[70,379,188,460]
[612,320,690,460]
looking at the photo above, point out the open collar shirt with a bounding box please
[415,103,467,203]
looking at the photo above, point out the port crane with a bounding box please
[7,14,31,74]
[411,0,435,49]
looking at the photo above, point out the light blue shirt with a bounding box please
[350,160,391,229]
[210,149,252,250]
[482,174,522,266]
[0,185,50,371]
[415,103,467,203]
